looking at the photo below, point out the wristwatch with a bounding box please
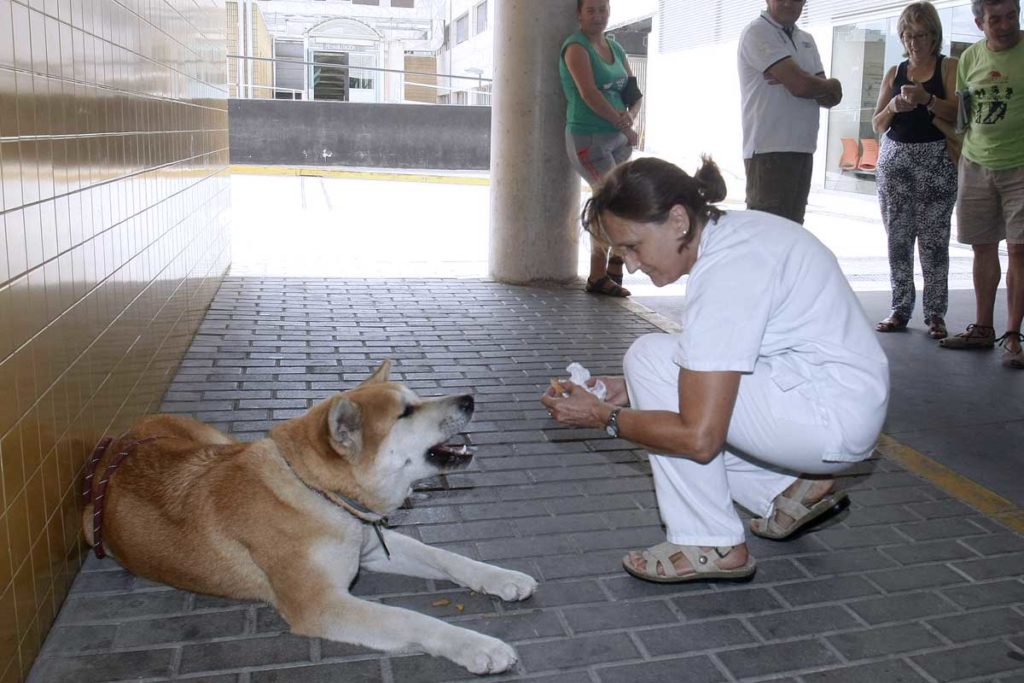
[605,408,622,438]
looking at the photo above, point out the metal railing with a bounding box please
[227,54,492,106]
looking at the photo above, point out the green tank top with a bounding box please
[559,31,629,134]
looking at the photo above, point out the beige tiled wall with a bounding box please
[405,54,438,104]
[227,1,273,99]
[0,0,230,679]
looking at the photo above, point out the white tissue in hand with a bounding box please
[565,362,607,400]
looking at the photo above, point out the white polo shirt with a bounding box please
[672,210,889,461]
[738,11,825,159]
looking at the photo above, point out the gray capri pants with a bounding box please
[565,130,632,189]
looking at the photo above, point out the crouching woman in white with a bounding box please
[542,157,889,583]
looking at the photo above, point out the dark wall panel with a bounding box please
[229,100,492,170]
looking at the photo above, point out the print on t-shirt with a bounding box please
[600,76,627,94]
[972,69,1015,125]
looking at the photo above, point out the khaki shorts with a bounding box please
[956,158,1024,245]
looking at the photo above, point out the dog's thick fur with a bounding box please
[82,362,536,674]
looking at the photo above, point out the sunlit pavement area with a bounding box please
[30,171,1023,682]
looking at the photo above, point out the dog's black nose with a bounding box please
[458,395,474,414]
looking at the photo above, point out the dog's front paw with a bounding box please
[485,569,537,602]
[455,635,518,675]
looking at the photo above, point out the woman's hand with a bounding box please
[900,83,929,106]
[624,128,639,147]
[890,94,915,113]
[591,376,629,406]
[615,110,633,130]
[541,381,612,428]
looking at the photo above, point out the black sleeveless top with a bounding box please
[887,55,946,143]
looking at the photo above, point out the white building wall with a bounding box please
[443,0,493,102]
[644,21,835,202]
[643,1,979,200]
[439,0,656,104]
[608,0,657,29]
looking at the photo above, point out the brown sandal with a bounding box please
[876,313,909,333]
[586,275,631,298]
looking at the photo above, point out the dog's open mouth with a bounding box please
[426,440,474,469]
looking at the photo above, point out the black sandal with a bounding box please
[586,275,631,297]
[876,312,909,333]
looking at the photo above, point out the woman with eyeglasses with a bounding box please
[871,1,959,339]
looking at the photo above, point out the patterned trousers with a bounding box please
[876,136,958,321]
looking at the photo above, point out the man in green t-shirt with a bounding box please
[942,0,1024,369]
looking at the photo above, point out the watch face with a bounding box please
[605,410,619,437]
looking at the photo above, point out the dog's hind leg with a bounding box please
[361,528,537,602]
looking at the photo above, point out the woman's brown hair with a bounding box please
[898,2,944,57]
[582,156,727,253]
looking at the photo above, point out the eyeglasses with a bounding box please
[901,31,932,42]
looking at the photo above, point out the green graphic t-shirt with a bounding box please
[958,36,1024,169]
[559,31,629,134]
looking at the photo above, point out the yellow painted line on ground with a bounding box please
[229,164,490,186]
[630,299,1023,534]
[875,434,1023,533]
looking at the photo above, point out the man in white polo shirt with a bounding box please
[738,0,843,224]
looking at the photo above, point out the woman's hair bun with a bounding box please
[694,155,727,205]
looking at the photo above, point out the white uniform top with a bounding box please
[672,210,890,462]
[738,11,824,159]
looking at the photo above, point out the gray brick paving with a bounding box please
[32,278,1024,682]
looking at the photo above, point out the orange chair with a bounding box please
[858,138,879,172]
[839,138,860,170]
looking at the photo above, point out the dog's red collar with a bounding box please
[84,435,164,559]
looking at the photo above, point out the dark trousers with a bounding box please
[744,152,814,225]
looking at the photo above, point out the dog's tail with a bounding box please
[82,503,96,547]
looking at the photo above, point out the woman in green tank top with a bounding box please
[560,0,642,297]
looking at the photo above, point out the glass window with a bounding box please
[475,1,488,34]
[455,13,469,44]
[392,0,415,7]
[823,6,983,195]
[352,0,380,5]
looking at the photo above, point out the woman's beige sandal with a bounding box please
[750,479,848,540]
[622,542,756,583]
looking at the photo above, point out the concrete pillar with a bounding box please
[489,0,581,284]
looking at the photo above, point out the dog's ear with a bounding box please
[360,360,392,386]
[328,397,363,457]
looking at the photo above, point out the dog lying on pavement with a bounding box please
[82,361,537,674]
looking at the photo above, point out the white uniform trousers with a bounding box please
[623,333,850,547]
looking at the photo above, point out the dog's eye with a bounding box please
[399,404,416,419]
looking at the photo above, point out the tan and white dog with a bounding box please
[82,361,537,674]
